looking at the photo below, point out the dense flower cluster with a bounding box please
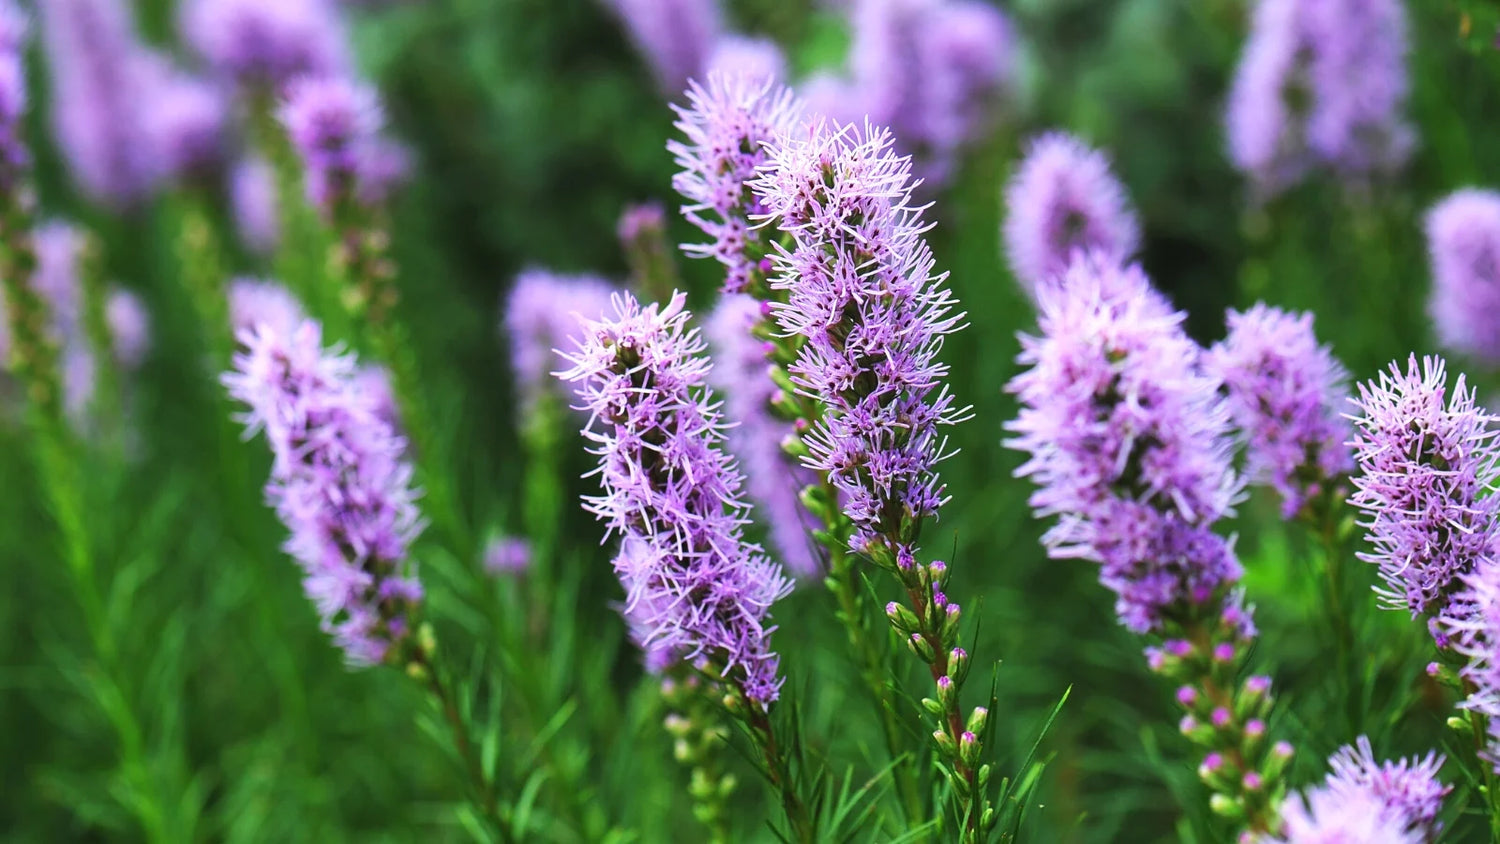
[503,269,617,415]
[1263,737,1448,843]
[1226,0,1412,198]
[1348,356,1500,620]
[1425,189,1500,364]
[556,291,791,703]
[1206,304,1352,518]
[181,0,349,91]
[1002,132,1140,294]
[669,73,800,295]
[224,317,423,666]
[1006,255,1241,630]
[277,77,383,214]
[751,119,965,556]
[705,294,821,579]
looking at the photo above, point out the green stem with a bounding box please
[415,652,518,844]
[744,701,816,844]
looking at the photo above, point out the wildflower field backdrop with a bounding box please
[5,0,1500,841]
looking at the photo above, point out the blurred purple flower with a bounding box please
[706,35,786,85]
[40,0,161,208]
[106,289,150,369]
[229,277,306,339]
[181,0,349,92]
[483,536,531,576]
[706,294,821,578]
[1348,355,1500,621]
[1206,304,1352,518]
[556,291,792,703]
[605,0,722,95]
[503,269,617,416]
[277,76,382,215]
[1266,785,1421,844]
[669,73,800,294]
[1324,736,1449,834]
[224,317,424,666]
[144,72,230,183]
[752,119,965,557]
[0,0,28,191]
[1426,189,1500,364]
[1440,561,1500,769]
[351,363,399,431]
[1002,132,1140,294]
[231,157,281,255]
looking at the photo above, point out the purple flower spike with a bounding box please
[1438,562,1500,769]
[1267,786,1421,844]
[483,537,532,576]
[751,118,967,556]
[1002,132,1140,295]
[105,289,150,369]
[229,277,306,339]
[0,0,27,191]
[706,35,786,85]
[1207,304,1353,518]
[145,72,230,183]
[1324,736,1449,832]
[1426,189,1500,364]
[556,291,792,704]
[181,0,349,91]
[669,73,801,294]
[1348,355,1500,620]
[605,0,721,95]
[231,157,280,255]
[224,317,424,666]
[502,269,617,416]
[706,294,822,578]
[277,76,382,215]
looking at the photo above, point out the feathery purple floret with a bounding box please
[706,294,821,578]
[1006,255,1243,631]
[40,0,160,208]
[231,157,281,255]
[557,291,792,703]
[606,0,722,95]
[1265,785,1421,844]
[1002,132,1140,294]
[1426,190,1500,364]
[1438,561,1500,768]
[181,0,349,91]
[669,73,800,295]
[1324,736,1449,833]
[278,76,383,215]
[751,119,965,557]
[0,0,27,191]
[1207,304,1353,518]
[503,269,617,416]
[1226,0,1412,198]
[1348,355,1500,620]
[706,36,786,85]
[224,317,423,667]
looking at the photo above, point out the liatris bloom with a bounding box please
[482,536,531,576]
[1207,304,1353,518]
[0,0,26,191]
[39,0,161,208]
[669,73,800,295]
[1225,0,1412,198]
[753,119,966,555]
[1426,190,1500,364]
[503,269,617,415]
[224,317,423,666]
[181,0,349,92]
[105,289,150,369]
[1438,561,1500,766]
[605,0,722,95]
[556,291,792,703]
[1002,132,1140,294]
[144,72,229,184]
[1348,355,1500,620]
[277,76,382,215]
[705,35,786,84]
[231,157,281,255]
[229,277,306,338]
[1323,736,1449,832]
[706,294,821,578]
[1265,786,1421,844]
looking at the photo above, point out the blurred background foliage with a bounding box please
[5,0,1500,841]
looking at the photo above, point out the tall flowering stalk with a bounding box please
[750,119,998,839]
[1425,189,1500,366]
[555,291,809,840]
[1006,255,1290,836]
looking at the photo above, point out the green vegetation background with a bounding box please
[5,0,1500,840]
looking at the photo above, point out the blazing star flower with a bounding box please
[231,157,281,255]
[605,0,722,95]
[1006,255,1243,631]
[40,0,161,208]
[181,0,349,91]
[751,119,966,557]
[482,536,532,576]
[0,0,27,191]
[669,73,800,294]
[1438,561,1500,768]
[706,35,786,85]
[1207,304,1353,518]
[706,294,822,578]
[1225,0,1412,199]
[1324,736,1449,833]
[556,291,792,703]
[503,269,617,416]
[224,317,423,666]
[105,289,150,369]
[1002,132,1140,294]
[1265,784,1421,844]
[1348,355,1500,620]
[1426,189,1500,364]
[229,277,306,339]
[144,72,229,183]
[277,76,383,215]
